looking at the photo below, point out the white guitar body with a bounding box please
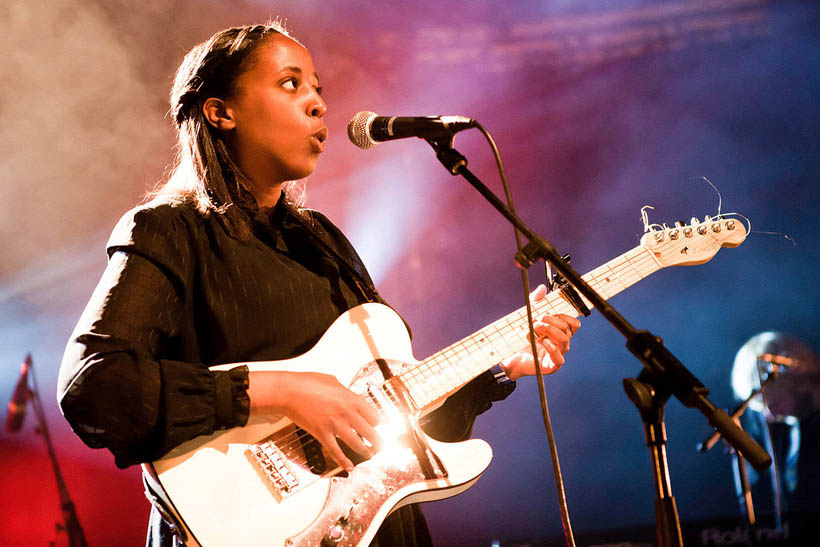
[143,216,747,546]
[145,303,492,547]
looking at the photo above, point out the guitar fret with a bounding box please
[627,248,652,279]
[601,262,628,297]
[467,335,497,372]
[609,265,639,291]
[445,353,470,386]
[479,330,499,356]
[496,324,520,356]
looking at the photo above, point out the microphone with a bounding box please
[5,354,31,433]
[347,111,476,149]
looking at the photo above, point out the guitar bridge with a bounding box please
[248,441,300,499]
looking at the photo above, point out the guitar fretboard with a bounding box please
[399,245,662,411]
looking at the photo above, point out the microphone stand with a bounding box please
[698,383,765,536]
[26,357,88,547]
[698,360,791,538]
[424,136,772,547]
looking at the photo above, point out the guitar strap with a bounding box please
[283,207,381,300]
[284,206,414,339]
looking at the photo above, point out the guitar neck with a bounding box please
[400,244,662,411]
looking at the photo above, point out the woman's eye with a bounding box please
[282,78,298,90]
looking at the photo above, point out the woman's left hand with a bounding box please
[499,284,581,380]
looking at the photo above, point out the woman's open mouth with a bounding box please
[310,127,328,153]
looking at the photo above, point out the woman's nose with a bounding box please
[308,93,326,118]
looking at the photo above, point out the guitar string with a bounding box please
[249,235,704,474]
[261,245,661,464]
[268,252,639,466]
[261,385,405,471]
[386,227,728,444]
[265,235,690,471]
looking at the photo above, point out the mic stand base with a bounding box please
[623,372,683,547]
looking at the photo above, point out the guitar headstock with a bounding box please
[640,216,747,267]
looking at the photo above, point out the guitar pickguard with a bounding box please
[286,358,453,545]
[287,441,428,545]
[244,357,447,545]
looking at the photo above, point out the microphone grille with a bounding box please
[347,111,378,149]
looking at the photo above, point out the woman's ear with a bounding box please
[202,98,235,130]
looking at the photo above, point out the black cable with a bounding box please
[474,122,576,547]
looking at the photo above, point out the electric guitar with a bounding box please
[143,216,746,546]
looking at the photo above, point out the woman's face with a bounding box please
[222,34,327,186]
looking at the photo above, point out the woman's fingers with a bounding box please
[356,393,382,427]
[529,283,548,302]
[501,345,561,379]
[503,310,581,379]
[315,407,381,472]
[352,403,383,449]
[320,431,355,472]
[270,372,385,472]
[328,395,383,469]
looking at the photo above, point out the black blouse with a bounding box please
[58,194,513,545]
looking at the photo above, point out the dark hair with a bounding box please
[153,21,305,241]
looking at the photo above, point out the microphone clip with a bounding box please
[425,137,467,175]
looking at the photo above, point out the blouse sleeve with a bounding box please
[57,205,250,468]
[421,370,516,443]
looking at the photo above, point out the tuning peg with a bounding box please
[690,217,700,225]
[675,220,685,228]
[663,222,670,229]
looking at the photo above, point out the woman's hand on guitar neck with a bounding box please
[247,370,382,472]
[500,284,581,381]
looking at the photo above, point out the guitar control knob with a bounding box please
[326,524,345,544]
